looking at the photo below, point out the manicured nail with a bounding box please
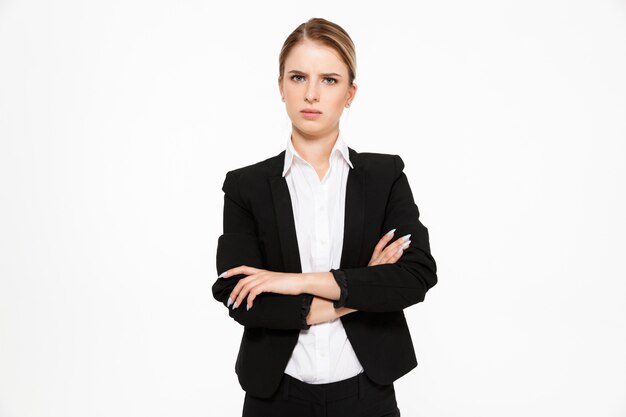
[397,241,411,254]
[218,270,228,278]
[401,233,411,241]
[386,228,396,236]
[233,301,239,309]
[227,297,232,307]
[246,304,250,311]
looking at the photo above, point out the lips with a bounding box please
[301,109,322,114]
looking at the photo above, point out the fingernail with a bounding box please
[246,304,250,311]
[386,228,396,236]
[233,301,239,309]
[401,233,411,241]
[401,240,411,249]
[227,296,232,307]
[218,270,228,278]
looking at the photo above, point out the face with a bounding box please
[278,39,357,139]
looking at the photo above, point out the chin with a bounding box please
[293,123,328,136]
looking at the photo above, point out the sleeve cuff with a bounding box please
[300,293,313,330]
[330,268,348,308]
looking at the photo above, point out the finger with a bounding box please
[232,278,252,309]
[370,250,388,266]
[369,228,396,263]
[372,234,403,264]
[372,235,389,259]
[394,233,411,246]
[229,270,265,307]
[377,250,393,265]
[228,265,261,278]
[228,276,253,308]
[389,234,411,253]
[394,240,411,257]
[388,241,410,263]
[380,239,411,265]
[234,275,264,309]
[394,239,411,256]
[378,238,404,263]
[387,251,401,264]
[373,245,394,266]
[218,266,242,279]
[220,265,261,279]
[246,285,266,310]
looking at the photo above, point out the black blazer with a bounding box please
[212,147,437,398]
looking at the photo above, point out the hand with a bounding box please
[308,229,410,325]
[308,296,358,325]
[368,229,411,266]
[221,265,304,311]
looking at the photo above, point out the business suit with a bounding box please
[212,147,437,399]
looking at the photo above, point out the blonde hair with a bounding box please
[278,17,357,85]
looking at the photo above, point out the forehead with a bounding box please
[284,40,348,74]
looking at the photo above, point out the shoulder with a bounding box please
[352,150,405,179]
[221,151,283,197]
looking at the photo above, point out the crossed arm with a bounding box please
[213,234,410,328]
[212,156,437,330]
[217,268,357,326]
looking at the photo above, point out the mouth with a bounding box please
[301,109,322,119]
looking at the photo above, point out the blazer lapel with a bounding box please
[269,174,303,273]
[341,147,366,268]
[268,147,366,273]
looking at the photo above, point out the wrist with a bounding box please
[304,272,340,300]
[307,296,348,325]
[300,272,313,294]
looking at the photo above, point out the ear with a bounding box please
[278,76,284,101]
[346,82,357,104]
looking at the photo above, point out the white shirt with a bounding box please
[282,131,365,384]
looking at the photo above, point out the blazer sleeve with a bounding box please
[330,155,438,312]
[211,169,313,330]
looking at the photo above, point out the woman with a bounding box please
[213,17,437,417]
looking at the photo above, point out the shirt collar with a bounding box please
[282,131,354,177]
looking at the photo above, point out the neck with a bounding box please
[290,126,340,167]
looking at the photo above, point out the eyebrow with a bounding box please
[288,70,343,77]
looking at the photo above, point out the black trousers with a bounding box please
[242,372,401,417]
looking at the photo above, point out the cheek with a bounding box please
[329,88,349,104]
[284,90,303,111]
[327,93,348,112]
[284,82,302,97]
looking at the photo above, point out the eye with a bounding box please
[323,78,337,85]
[290,75,305,82]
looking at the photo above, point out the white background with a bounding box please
[1,1,625,416]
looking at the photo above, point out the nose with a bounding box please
[305,82,319,103]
